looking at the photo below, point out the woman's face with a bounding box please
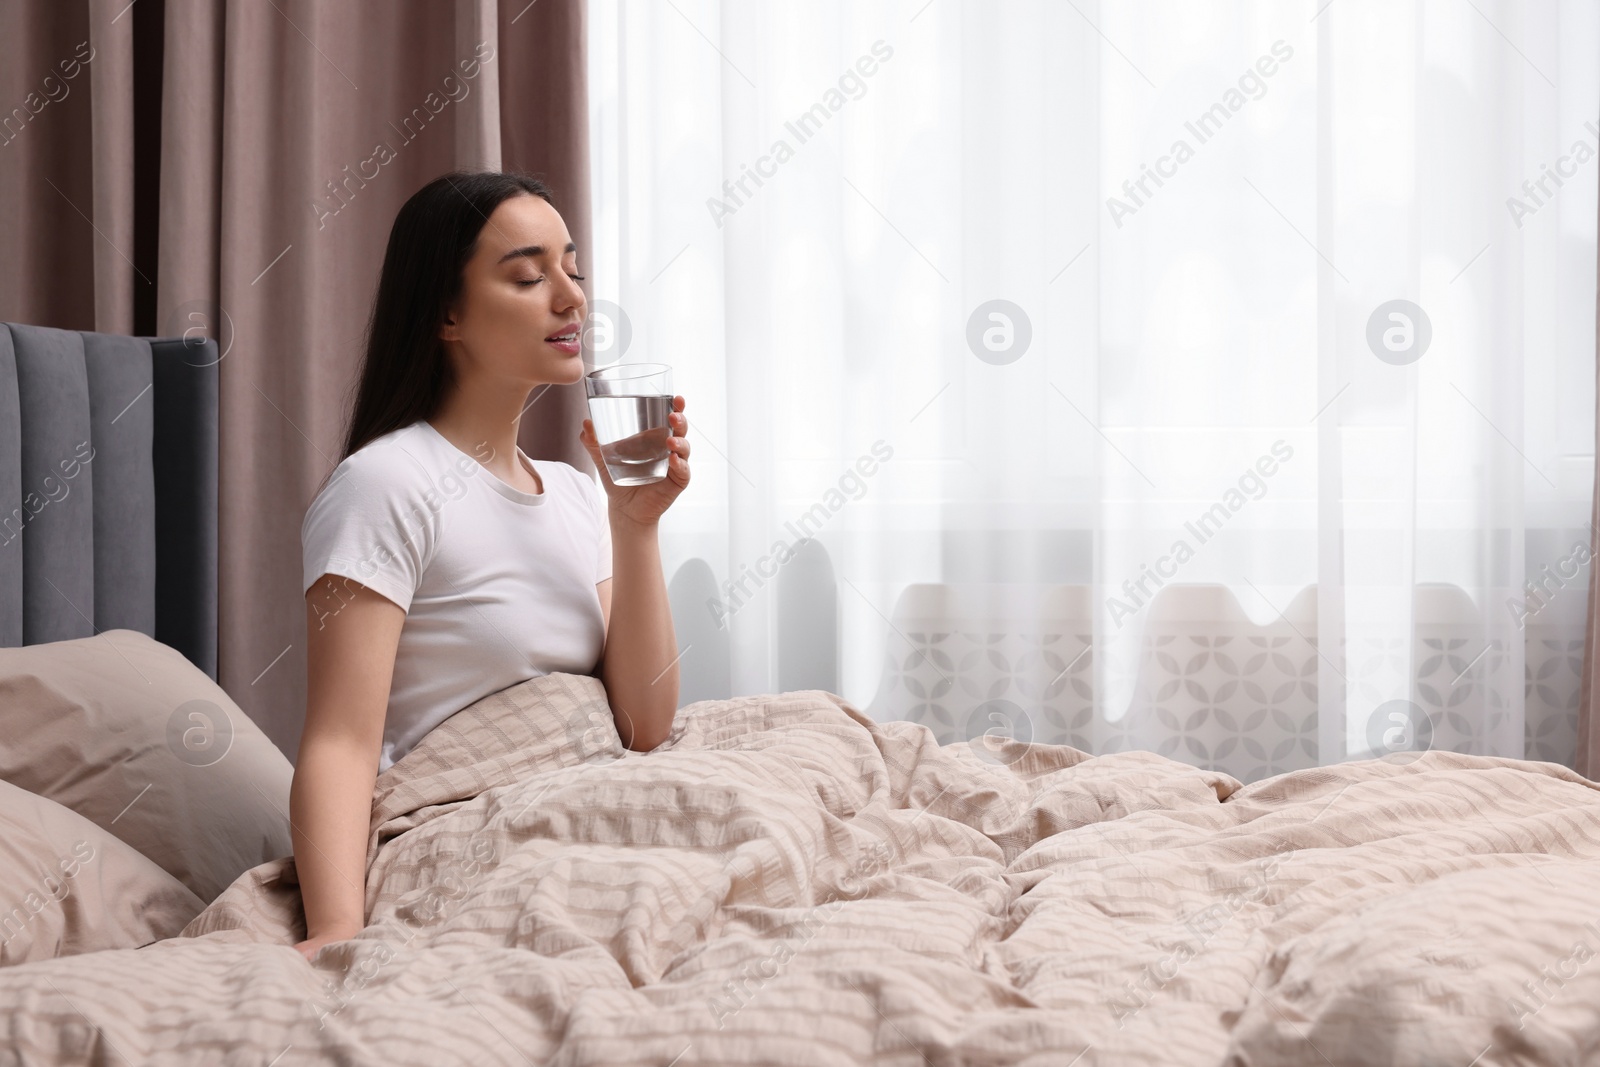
[439,193,587,388]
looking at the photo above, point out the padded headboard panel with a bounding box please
[0,323,218,680]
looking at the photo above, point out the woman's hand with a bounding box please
[580,394,690,527]
[294,925,360,963]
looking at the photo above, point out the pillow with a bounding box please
[0,777,204,965]
[0,629,294,903]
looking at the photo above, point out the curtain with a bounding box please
[0,0,138,332]
[0,0,594,759]
[589,0,1598,781]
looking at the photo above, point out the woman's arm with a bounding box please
[582,395,692,752]
[594,516,679,750]
[290,576,405,961]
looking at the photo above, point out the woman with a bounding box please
[290,171,690,963]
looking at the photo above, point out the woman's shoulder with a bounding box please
[304,423,467,519]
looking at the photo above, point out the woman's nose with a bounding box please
[557,278,585,315]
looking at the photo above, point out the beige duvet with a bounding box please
[3,671,1599,1066]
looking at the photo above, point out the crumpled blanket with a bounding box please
[3,670,1599,1066]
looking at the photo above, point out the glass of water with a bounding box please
[584,363,673,485]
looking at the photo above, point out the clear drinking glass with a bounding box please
[584,363,673,485]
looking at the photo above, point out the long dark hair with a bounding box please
[340,170,555,461]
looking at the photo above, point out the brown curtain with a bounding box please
[0,0,594,760]
[0,0,138,332]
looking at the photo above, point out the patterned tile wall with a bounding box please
[865,584,1583,784]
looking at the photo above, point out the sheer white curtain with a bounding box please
[586,0,1597,781]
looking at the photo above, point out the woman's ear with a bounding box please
[439,297,464,342]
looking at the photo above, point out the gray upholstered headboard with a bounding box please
[0,323,218,680]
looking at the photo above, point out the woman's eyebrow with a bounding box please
[497,242,578,264]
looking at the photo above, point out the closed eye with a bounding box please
[516,274,586,287]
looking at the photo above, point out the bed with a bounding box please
[0,322,217,675]
[2,323,1599,1066]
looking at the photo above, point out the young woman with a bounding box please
[289,171,690,963]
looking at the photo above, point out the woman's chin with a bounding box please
[527,350,586,384]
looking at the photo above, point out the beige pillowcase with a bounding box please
[0,777,204,965]
[0,630,295,903]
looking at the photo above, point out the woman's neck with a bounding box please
[427,377,546,491]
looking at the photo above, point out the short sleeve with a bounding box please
[588,472,612,584]
[301,455,440,613]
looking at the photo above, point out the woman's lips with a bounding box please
[545,326,581,355]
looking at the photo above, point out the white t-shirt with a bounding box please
[300,419,612,773]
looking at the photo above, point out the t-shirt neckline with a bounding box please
[418,420,548,507]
